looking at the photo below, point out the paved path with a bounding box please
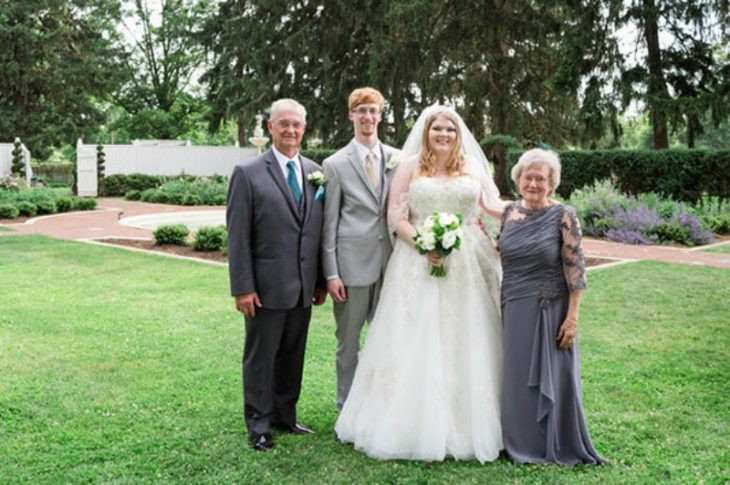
[1,199,728,269]
[0,198,223,240]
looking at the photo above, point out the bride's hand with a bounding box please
[427,252,443,267]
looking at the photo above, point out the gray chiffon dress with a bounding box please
[498,201,605,465]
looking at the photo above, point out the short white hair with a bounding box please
[511,148,561,195]
[270,98,307,123]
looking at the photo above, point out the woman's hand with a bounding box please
[427,252,444,267]
[556,315,578,350]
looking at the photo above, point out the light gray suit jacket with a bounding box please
[227,149,324,309]
[321,140,399,287]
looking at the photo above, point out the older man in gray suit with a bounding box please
[322,87,400,411]
[227,98,327,451]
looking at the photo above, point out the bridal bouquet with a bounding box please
[413,212,464,277]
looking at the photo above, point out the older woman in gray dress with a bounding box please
[499,148,604,465]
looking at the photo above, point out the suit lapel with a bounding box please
[379,145,393,210]
[302,159,315,225]
[346,141,379,202]
[264,150,302,221]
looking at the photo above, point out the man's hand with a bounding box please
[313,287,327,305]
[235,292,262,317]
[327,277,347,303]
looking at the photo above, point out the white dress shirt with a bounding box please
[272,146,302,192]
[353,139,381,183]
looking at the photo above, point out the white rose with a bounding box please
[439,213,457,226]
[419,232,437,251]
[423,217,436,230]
[442,231,457,249]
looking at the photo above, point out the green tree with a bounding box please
[0,0,126,158]
[620,0,728,148]
[110,0,213,140]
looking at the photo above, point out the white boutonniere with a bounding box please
[385,152,402,171]
[307,170,326,200]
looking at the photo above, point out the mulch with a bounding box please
[100,238,228,263]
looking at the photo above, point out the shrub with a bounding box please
[653,210,713,246]
[55,197,73,213]
[102,174,164,196]
[701,214,730,235]
[569,180,715,246]
[567,180,627,237]
[140,189,162,203]
[182,194,203,206]
[604,205,663,245]
[35,200,57,215]
[74,198,97,211]
[0,203,19,218]
[154,224,189,246]
[16,201,37,217]
[193,225,227,251]
[124,189,142,201]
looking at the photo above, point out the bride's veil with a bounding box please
[387,105,505,234]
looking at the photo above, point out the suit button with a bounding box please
[300,258,305,262]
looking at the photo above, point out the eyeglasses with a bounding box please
[274,120,304,130]
[352,107,381,116]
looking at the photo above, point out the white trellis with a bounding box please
[76,139,257,197]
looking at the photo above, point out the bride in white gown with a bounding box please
[334,106,506,462]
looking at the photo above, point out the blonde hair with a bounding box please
[511,148,561,196]
[348,87,385,111]
[418,108,464,177]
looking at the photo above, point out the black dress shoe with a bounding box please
[273,423,315,435]
[250,433,275,451]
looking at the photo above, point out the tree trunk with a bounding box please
[643,0,669,149]
[237,112,246,147]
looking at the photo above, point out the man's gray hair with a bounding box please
[270,99,307,122]
[511,148,562,195]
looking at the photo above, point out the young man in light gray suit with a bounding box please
[321,87,400,411]
[227,99,327,452]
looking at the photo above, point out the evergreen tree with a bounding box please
[0,0,126,157]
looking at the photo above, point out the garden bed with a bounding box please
[99,238,227,263]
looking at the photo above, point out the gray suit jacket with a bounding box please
[227,149,324,309]
[321,140,399,287]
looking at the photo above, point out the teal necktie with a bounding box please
[286,160,302,204]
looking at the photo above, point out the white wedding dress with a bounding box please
[334,174,504,463]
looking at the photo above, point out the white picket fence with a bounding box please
[76,139,258,197]
[0,141,33,187]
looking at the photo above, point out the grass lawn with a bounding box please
[0,226,12,232]
[1,235,728,483]
[700,243,730,254]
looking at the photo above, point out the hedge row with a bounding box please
[31,163,75,184]
[502,149,730,202]
[305,147,729,202]
[101,148,729,203]
[102,173,227,197]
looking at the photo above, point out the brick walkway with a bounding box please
[1,199,729,269]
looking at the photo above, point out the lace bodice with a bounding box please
[499,202,586,301]
[408,176,481,226]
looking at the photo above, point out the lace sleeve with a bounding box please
[387,155,418,236]
[560,205,587,292]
